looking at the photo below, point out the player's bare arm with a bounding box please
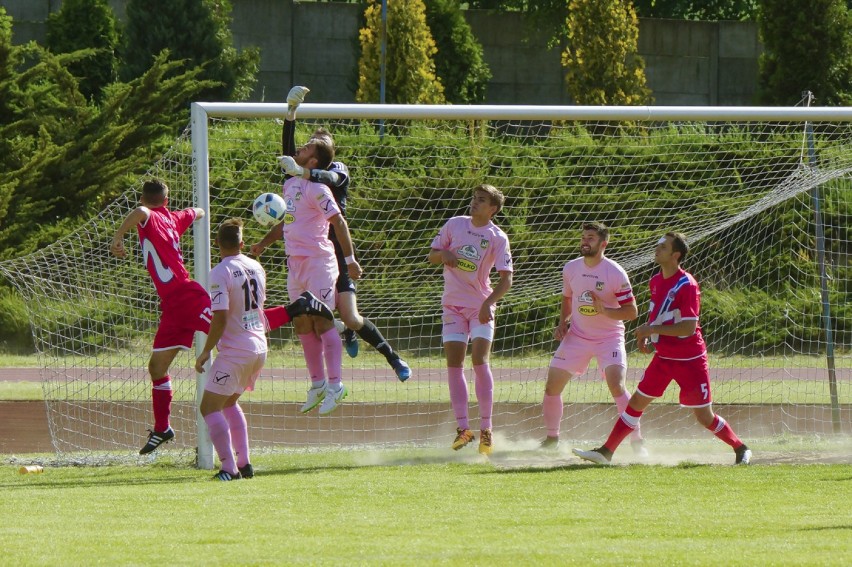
[250,221,285,256]
[590,292,639,321]
[110,207,150,258]
[479,270,513,324]
[195,310,227,373]
[329,213,362,280]
[634,319,698,340]
[554,295,572,341]
[428,248,458,268]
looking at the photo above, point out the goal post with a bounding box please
[2,102,850,467]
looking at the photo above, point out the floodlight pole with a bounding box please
[379,0,387,139]
[804,93,840,434]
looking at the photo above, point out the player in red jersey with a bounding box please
[112,179,332,455]
[572,232,752,465]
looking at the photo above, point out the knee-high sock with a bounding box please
[151,376,172,432]
[543,394,563,438]
[473,363,494,430]
[355,318,398,363]
[447,366,469,430]
[614,392,642,442]
[603,406,643,453]
[223,404,249,468]
[707,414,744,449]
[320,327,343,388]
[203,411,237,475]
[264,306,292,332]
[298,333,326,387]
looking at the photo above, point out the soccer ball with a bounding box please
[252,192,286,226]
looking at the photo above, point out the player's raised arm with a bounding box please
[110,207,150,258]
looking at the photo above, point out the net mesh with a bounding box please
[1,106,850,464]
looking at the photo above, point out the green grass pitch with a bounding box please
[3,447,851,565]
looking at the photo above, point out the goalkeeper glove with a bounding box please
[286,85,310,120]
[278,155,305,177]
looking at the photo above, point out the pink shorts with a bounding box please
[153,281,212,351]
[441,305,495,343]
[204,350,267,397]
[286,255,338,311]
[636,354,712,408]
[549,332,626,376]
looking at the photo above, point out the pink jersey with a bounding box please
[136,206,197,298]
[647,268,706,360]
[280,176,340,260]
[563,256,634,341]
[208,254,268,354]
[431,216,513,309]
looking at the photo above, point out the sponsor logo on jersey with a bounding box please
[211,291,223,305]
[283,213,296,224]
[456,259,477,272]
[457,244,480,261]
[480,238,489,249]
[596,281,605,291]
[578,290,597,316]
[295,192,302,201]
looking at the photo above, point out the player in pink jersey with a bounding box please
[195,219,268,481]
[573,232,752,465]
[428,184,513,455]
[112,180,333,456]
[539,222,646,456]
[252,136,363,416]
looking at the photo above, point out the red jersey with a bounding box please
[647,268,706,360]
[136,206,197,299]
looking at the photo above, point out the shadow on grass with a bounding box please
[1,467,203,490]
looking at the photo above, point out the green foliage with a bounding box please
[0,35,217,256]
[45,0,119,102]
[0,286,32,352]
[634,0,759,20]
[467,0,568,48]
[757,0,852,105]
[120,0,259,102]
[562,0,653,105]
[357,0,446,104]
[424,0,491,104]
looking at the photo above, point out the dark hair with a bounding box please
[141,179,168,205]
[582,221,609,242]
[475,184,505,215]
[218,218,244,249]
[309,137,335,170]
[666,231,689,261]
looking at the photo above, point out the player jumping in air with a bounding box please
[252,135,362,416]
[573,232,752,465]
[540,222,646,457]
[277,86,411,381]
[428,184,513,456]
[111,179,332,455]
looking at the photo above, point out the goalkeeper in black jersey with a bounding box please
[277,86,411,382]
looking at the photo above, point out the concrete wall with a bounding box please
[0,0,760,106]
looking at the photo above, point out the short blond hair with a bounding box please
[217,218,244,249]
[475,184,505,215]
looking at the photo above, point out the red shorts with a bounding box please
[153,281,212,351]
[636,354,712,408]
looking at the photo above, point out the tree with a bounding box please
[45,0,119,102]
[633,1,758,20]
[424,0,491,104]
[757,0,852,105]
[561,0,652,105]
[120,0,258,102]
[357,0,445,104]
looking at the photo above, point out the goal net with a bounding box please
[1,103,850,465]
